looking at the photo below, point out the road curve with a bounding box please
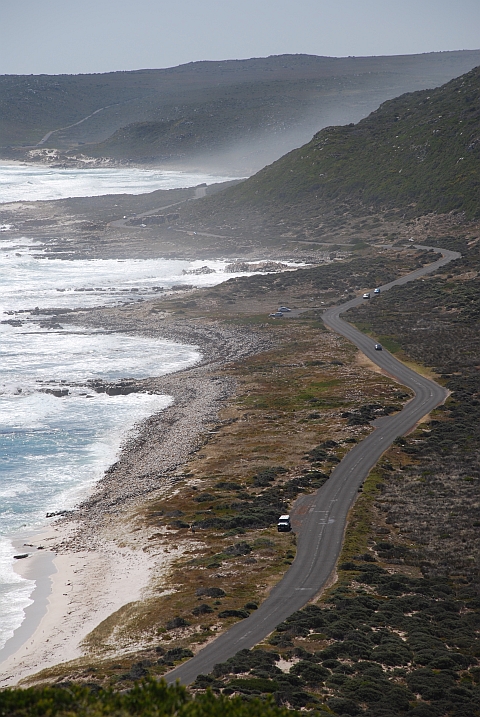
[35,105,115,146]
[166,245,460,685]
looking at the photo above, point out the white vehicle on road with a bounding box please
[277,515,292,532]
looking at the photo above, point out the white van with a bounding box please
[277,515,292,532]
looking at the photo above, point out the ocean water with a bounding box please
[0,163,237,203]
[0,235,292,651]
[0,163,266,654]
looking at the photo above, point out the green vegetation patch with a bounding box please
[0,679,298,716]
[197,569,479,714]
[181,66,480,241]
[188,244,480,715]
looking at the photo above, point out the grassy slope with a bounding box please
[2,51,480,169]
[84,75,368,162]
[183,65,480,232]
[83,62,476,167]
[13,246,479,715]
[20,249,422,686]
[184,240,480,715]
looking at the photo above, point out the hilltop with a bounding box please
[2,50,480,173]
[179,65,480,239]
[1,58,480,717]
[2,66,478,263]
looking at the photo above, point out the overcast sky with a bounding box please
[1,0,479,75]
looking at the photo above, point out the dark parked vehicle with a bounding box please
[374,288,381,294]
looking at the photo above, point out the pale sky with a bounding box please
[1,0,479,75]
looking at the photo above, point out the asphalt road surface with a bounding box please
[166,245,460,685]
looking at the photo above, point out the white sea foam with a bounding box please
[0,539,34,653]
[0,164,238,203]
[0,166,302,655]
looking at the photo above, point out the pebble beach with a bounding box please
[0,309,272,685]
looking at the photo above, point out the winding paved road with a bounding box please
[166,245,460,685]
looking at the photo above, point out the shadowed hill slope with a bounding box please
[180,65,480,235]
[2,51,480,173]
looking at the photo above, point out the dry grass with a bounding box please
[84,323,400,653]
[30,312,405,687]
[21,250,429,686]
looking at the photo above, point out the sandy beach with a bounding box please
[0,523,153,685]
[0,311,271,686]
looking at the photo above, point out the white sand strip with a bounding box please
[0,523,152,686]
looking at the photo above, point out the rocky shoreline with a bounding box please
[49,301,275,541]
[0,307,274,684]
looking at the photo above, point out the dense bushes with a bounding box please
[193,470,329,532]
[350,246,480,583]
[0,679,298,716]
[197,568,479,715]
[182,66,480,238]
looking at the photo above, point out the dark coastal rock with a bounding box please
[1,319,23,326]
[42,388,69,397]
[39,322,64,329]
[29,307,72,315]
[87,379,141,396]
[46,509,70,518]
[182,266,216,275]
[13,553,29,559]
[225,261,288,273]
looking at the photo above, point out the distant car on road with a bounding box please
[374,343,383,350]
[269,312,284,318]
[363,293,371,299]
[374,288,381,294]
[278,306,291,312]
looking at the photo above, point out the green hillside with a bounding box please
[2,51,480,173]
[183,65,480,231]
